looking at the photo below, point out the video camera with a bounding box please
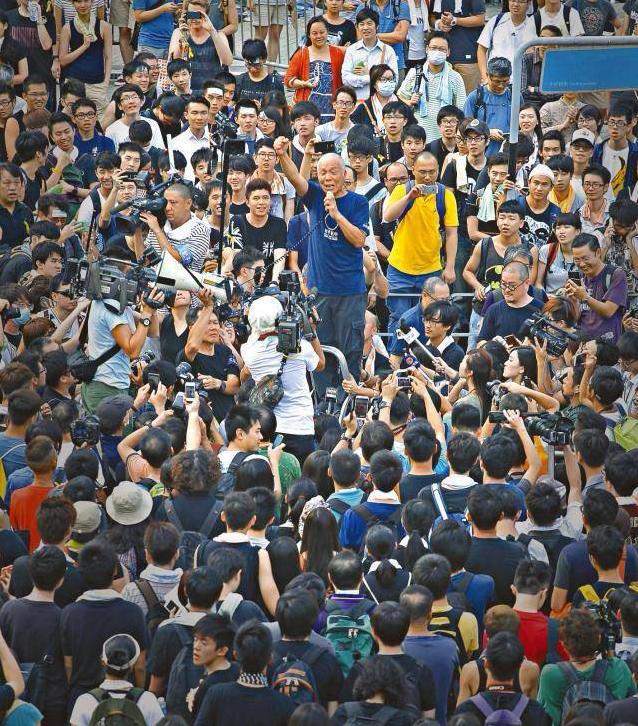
[211,111,245,156]
[273,271,319,354]
[519,313,579,358]
[582,599,622,659]
[70,415,101,447]
[487,410,574,445]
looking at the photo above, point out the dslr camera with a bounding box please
[70,416,101,447]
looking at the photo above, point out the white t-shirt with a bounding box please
[537,5,585,35]
[241,336,319,435]
[478,13,537,62]
[602,143,630,199]
[105,117,166,151]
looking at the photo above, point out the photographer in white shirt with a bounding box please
[240,295,325,465]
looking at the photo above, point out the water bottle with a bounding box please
[28,1,39,22]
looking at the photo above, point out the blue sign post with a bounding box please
[541,46,638,93]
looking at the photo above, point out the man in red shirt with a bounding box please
[10,436,58,551]
[512,560,567,666]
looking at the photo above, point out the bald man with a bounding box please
[275,135,369,404]
[478,260,543,342]
[382,151,459,341]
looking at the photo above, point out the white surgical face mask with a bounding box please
[377,80,396,97]
[427,49,447,66]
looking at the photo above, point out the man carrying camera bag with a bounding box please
[79,248,164,413]
[241,294,324,465]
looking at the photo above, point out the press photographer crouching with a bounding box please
[241,293,325,465]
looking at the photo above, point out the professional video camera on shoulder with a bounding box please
[519,312,580,357]
[273,271,319,354]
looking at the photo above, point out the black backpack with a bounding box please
[533,5,571,34]
[342,702,401,726]
[448,571,474,612]
[134,579,170,639]
[327,498,352,518]
[215,452,252,501]
[164,498,223,571]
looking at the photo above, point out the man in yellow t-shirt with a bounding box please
[382,151,459,338]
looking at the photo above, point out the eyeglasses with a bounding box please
[583,180,604,188]
[74,111,96,119]
[387,177,409,184]
[465,135,486,143]
[256,152,276,159]
[120,94,140,103]
[334,100,354,108]
[0,99,12,108]
[607,120,627,128]
[440,118,458,126]
[500,279,526,292]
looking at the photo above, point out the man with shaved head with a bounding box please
[142,182,211,274]
[478,260,544,342]
[382,150,459,341]
[275,135,370,397]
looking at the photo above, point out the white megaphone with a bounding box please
[153,251,231,304]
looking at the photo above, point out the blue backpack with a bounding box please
[271,644,323,707]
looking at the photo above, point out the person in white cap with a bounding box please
[69,634,163,726]
[105,481,154,578]
[569,128,596,196]
[240,294,325,465]
[518,163,561,256]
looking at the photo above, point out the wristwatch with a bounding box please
[139,317,151,327]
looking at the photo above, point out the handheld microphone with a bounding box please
[396,320,438,363]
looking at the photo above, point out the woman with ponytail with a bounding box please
[362,525,411,603]
[396,499,436,572]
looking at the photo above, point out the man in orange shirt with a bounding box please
[10,436,58,551]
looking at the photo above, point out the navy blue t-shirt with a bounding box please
[302,180,368,296]
[478,298,544,342]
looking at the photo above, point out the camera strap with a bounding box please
[78,303,121,367]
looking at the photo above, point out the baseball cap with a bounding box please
[571,129,596,147]
[95,394,134,435]
[73,501,102,534]
[464,118,490,138]
[529,164,555,183]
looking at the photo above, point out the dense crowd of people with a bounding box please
[0,0,635,724]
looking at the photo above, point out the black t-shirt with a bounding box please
[193,681,296,726]
[0,598,67,709]
[478,298,544,342]
[188,345,240,421]
[7,11,55,84]
[154,492,224,538]
[322,17,357,46]
[234,72,285,106]
[229,200,249,216]
[159,313,189,367]
[191,662,240,721]
[271,640,344,706]
[60,598,148,702]
[0,247,30,284]
[466,185,499,237]
[604,695,638,726]
[521,198,560,250]
[228,214,287,277]
[38,384,72,409]
[427,139,457,175]
[341,653,436,713]
[400,472,443,504]
[332,702,415,726]
[9,552,86,607]
[198,540,261,605]
[454,690,551,726]
[149,621,196,679]
[0,35,25,79]
[465,537,526,606]
[0,528,28,567]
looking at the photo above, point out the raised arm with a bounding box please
[274,135,309,198]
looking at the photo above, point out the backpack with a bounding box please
[342,702,400,726]
[396,180,447,230]
[428,606,468,665]
[215,451,252,501]
[430,481,471,534]
[533,5,571,34]
[164,625,204,719]
[0,247,31,281]
[87,688,146,726]
[164,498,223,571]
[352,504,403,550]
[468,693,530,726]
[324,600,375,677]
[474,81,512,123]
[134,579,170,638]
[558,660,615,722]
[447,571,474,612]
[271,644,323,707]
